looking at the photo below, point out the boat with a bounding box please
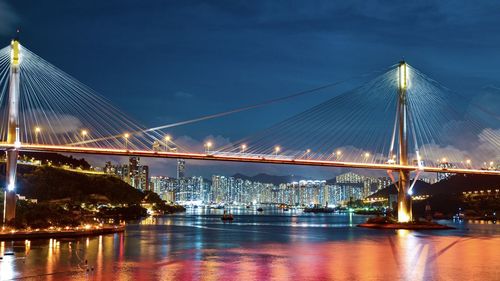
[283,208,289,211]
[221,211,234,221]
[257,207,264,212]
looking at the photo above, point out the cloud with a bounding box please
[416,127,500,166]
[24,110,83,135]
[171,134,233,156]
[0,1,19,35]
[476,128,500,162]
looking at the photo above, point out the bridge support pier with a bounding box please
[397,170,412,222]
[396,61,412,223]
[3,37,20,225]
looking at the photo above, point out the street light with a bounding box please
[34,126,41,144]
[164,135,171,151]
[305,149,311,159]
[124,133,130,149]
[466,159,471,168]
[205,141,212,153]
[274,145,280,156]
[81,130,88,144]
[241,144,247,153]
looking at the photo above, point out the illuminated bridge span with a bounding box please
[0,36,499,223]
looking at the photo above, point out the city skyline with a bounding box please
[0,1,498,178]
[0,2,498,280]
[103,156,446,207]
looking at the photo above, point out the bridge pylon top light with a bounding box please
[398,60,407,90]
[11,39,20,66]
[398,60,408,90]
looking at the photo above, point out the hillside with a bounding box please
[368,180,432,198]
[18,152,91,169]
[369,174,500,198]
[0,164,144,204]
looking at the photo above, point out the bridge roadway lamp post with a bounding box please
[3,38,21,224]
[35,127,41,144]
[124,133,130,150]
[396,61,412,223]
[164,135,171,151]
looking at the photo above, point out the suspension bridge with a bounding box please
[1,36,499,224]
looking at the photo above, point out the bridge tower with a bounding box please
[396,61,412,222]
[3,36,21,224]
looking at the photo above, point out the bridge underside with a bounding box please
[2,143,499,176]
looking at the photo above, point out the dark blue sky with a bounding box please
[1,1,499,178]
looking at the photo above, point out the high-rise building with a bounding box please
[335,172,383,199]
[139,165,150,191]
[437,162,456,181]
[211,175,226,203]
[129,157,140,188]
[150,176,177,202]
[177,159,186,179]
[104,161,115,174]
[124,157,150,191]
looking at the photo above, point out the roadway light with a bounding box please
[274,146,280,156]
[81,130,88,143]
[124,133,130,150]
[205,141,213,153]
[241,144,247,152]
[364,152,370,158]
[306,149,311,153]
[164,135,171,151]
[336,150,342,156]
[34,126,41,144]
[441,157,447,163]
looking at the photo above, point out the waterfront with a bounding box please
[1,209,499,280]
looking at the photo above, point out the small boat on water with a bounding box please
[257,207,264,212]
[221,211,234,221]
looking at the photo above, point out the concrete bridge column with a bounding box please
[397,61,412,223]
[3,37,21,224]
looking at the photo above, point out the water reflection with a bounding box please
[0,210,499,280]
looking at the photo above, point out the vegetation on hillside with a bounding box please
[0,164,185,228]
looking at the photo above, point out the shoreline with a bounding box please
[0,225,125,241]
[357,223,454,230]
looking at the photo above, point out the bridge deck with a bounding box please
[2,144,499,176]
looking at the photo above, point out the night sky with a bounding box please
[1,1,499,178]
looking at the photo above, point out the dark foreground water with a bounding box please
[1,208,499,280]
